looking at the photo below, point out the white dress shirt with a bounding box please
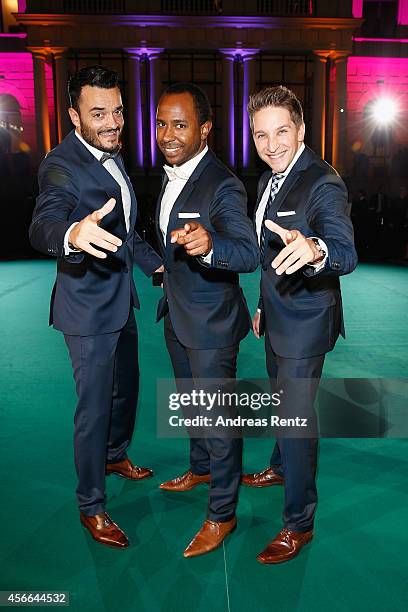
[64,131,131,254]
[160,145,212,263]
[255,142,327,272]
[160,145,208,242]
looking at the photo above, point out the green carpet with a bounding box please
[0,260,407,611]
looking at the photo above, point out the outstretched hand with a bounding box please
[264,219,322,275]
[170,222,212,257]
[69,197,122,259]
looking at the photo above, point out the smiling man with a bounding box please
[155,82,258,558]
[29,66,162,548]
[242,86,357,564]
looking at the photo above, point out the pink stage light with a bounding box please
[353,37,408,43]
[352,0,363,18]
[398,0,408,25]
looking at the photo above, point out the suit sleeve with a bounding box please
[29,156,84,264]
[206,177,259,273]
[304,175,358,277]
[133,231,162,277]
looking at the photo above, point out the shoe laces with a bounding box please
[280,528,293,543]
[205,520,220,533]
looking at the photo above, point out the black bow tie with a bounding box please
[100,150,120,164]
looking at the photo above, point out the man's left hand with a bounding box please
[170,222,212,257]
[264,219,323,275]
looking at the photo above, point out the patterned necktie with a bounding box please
[259,172,284,260]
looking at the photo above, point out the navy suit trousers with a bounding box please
[64,310,139,516]
[265,333,325,532]
[164,314,242,522]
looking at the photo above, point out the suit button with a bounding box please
[333,262,340,270]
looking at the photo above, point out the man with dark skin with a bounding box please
[155,83,258,557]
[30,66,162,548]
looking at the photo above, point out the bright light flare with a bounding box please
[369,97,398,126]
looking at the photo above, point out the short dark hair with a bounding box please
[68,65,120,112]
[161,82,212,125]
[247,86,304,132]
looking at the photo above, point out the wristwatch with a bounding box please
[311,238,326,263]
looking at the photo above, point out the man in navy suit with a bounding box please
[242,86,357,563]
[155,83,259,557]
[29,66,162,548]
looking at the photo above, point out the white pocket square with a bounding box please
[277,210,296,217]
[178,212,200,218]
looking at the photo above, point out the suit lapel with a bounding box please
[257,146,311,218]
[155,175,168,254]
[273,147,312,216]
[273,171,302,216]
[157,150,212,249]
[71,132,127,232]
[166,179,197,244]
[115,155,137,235]
[89,158,125,220]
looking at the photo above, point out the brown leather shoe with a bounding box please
[106,458,153,480]
[80,512,129,548]
[256,528,313,564]
[183,517,237,558]
[159,470,210,491]
[242,467,284,487]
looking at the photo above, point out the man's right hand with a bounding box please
[68,198,122,259]
[252,311,261,339]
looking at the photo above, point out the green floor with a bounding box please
[0,260,407,611]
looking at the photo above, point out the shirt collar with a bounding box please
[75,130,110,162]
[163,145,208,181]
[278,142,305,179]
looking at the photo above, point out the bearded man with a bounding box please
[29,66,162,548]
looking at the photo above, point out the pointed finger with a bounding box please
[170,228,188,243]
[264,219,297,245]
[91,198,116,223]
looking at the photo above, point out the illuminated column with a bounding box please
[397,0,408,24]
[148,50,164,167]
[125,48,145,171]
[312,51,329,159]
[220,50,235,168]
[352,0,363,18]
[30,48,51,156]
[52,48,70,143]
[241,51,258,170]
[332,53,348,175]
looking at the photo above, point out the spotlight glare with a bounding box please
[370,97,398,126]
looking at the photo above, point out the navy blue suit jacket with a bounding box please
[156,149,259,349]
[29,130,162,336]
[256,145,357,359]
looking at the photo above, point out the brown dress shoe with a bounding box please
[184,517,237,558]
[106,458,153,480]
[159,470,210,491]
[80,512,129,548]
[242,467,284,487]
[256,528,313,564]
